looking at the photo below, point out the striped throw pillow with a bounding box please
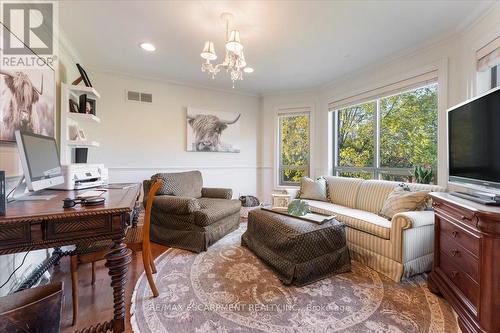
[379,186,430,219]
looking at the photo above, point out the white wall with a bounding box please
[80,70,261,198]
[261,4,500,195]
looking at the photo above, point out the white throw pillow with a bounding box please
[379,186,430,219]
[299,177,328,201]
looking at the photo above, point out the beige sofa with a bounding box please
[302,176,444,282]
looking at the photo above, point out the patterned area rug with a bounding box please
[131,222,458,333]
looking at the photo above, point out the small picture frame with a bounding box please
[69,99,79,113]
[77,129,87,141]
[86,98,96,115]
[76,63,92,87]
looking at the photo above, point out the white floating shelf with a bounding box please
[67,140,100,147]
[67,112,101,123]
[69,85,101,99]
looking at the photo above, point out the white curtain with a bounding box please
[477,36,500,72]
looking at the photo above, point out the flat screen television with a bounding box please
[448,86,500,190]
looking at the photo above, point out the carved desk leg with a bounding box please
[105,234,132,333]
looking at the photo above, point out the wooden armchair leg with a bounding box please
[142,250,159,297]
[70,255,79,326]
[149,250,157,274]
[91,262,96,285]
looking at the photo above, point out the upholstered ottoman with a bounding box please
[242,209,351,285]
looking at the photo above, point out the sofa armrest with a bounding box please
[392,211,435,229]
[390,210,435,262]
[153,195,200,215]
[201,187,233,200]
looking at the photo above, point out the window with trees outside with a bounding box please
[333,82,438,183]
[278,109,310,186]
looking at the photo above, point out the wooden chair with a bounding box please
[70,180,162,326]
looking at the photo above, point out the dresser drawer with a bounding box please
[434,203,478,229]
[439,251,479,310]
[440,233,479,282]
[439,217,480,257]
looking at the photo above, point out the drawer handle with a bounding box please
[433,202,441,208]
[451,271,459,279]
[461,215,472,221]
[451,249,460,257]
[451,231,458,238]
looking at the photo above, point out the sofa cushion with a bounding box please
[379,187,430,219]
[152,170,203,198]
[194,198,241,227]
[304,199,391,239]
[355,180,398,213]
[299,177,328,201]
[323,176,364,208]
[153,196,200,215]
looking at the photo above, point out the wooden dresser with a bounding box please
[428,192,500,333]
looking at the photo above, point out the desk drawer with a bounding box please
[440,218,480,257]
[0,223,30,246]
[440,233,479,282]
[45,216,112,241]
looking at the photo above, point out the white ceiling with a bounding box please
[59,1,495,95]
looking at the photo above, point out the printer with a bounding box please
[53,164,109,190]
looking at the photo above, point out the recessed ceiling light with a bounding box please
[244,67,254,73]
[139,42,156,52]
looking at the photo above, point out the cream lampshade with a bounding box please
[226,30,243,53]
[201,41,217,61]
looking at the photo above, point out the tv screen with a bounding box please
[448,87,500,188]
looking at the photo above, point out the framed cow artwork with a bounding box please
[186,107,241,153]
[0,68,55,142]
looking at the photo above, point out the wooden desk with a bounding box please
[0,184,141,333]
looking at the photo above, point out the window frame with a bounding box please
[275,105,312,188]
[331,80,439,182]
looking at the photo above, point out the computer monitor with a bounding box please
[15,131,64,191]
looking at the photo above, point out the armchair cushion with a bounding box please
[153,195,200,215]
[194,198,241,227]
[152,171,203,198]
[202,187,233,199]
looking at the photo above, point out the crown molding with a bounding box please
[84,66,260,98]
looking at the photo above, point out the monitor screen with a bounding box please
[18,132,62,181]
[448,87,500,187]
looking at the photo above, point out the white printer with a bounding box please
[53,164,109,190]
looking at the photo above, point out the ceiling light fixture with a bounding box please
[200,12,251,88]
[139,42,156,52]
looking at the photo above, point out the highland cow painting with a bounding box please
[186,108,241,153]
[0,68,55,141]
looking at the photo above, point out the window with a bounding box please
[278,109,310,186]
[332,82,438,182]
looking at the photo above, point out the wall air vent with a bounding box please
[126,90,152,103]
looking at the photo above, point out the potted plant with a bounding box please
[413,165,434,184]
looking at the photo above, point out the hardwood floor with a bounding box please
[51,242,169,333]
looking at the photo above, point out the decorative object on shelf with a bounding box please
[186,107,241,153]
[287,199,311,217]
[0,68,55,142]
[78,94,95,115]
[69,99,79,113]
[75,148,88,163]
[414,165,434,184]
[199,12,253,88]
[73,63,92,87]
[77,129,87,141]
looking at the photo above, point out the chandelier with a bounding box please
[200,13,252,88]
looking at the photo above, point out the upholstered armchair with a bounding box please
[143,170,241,252]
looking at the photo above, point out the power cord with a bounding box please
[0,251,31,289]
